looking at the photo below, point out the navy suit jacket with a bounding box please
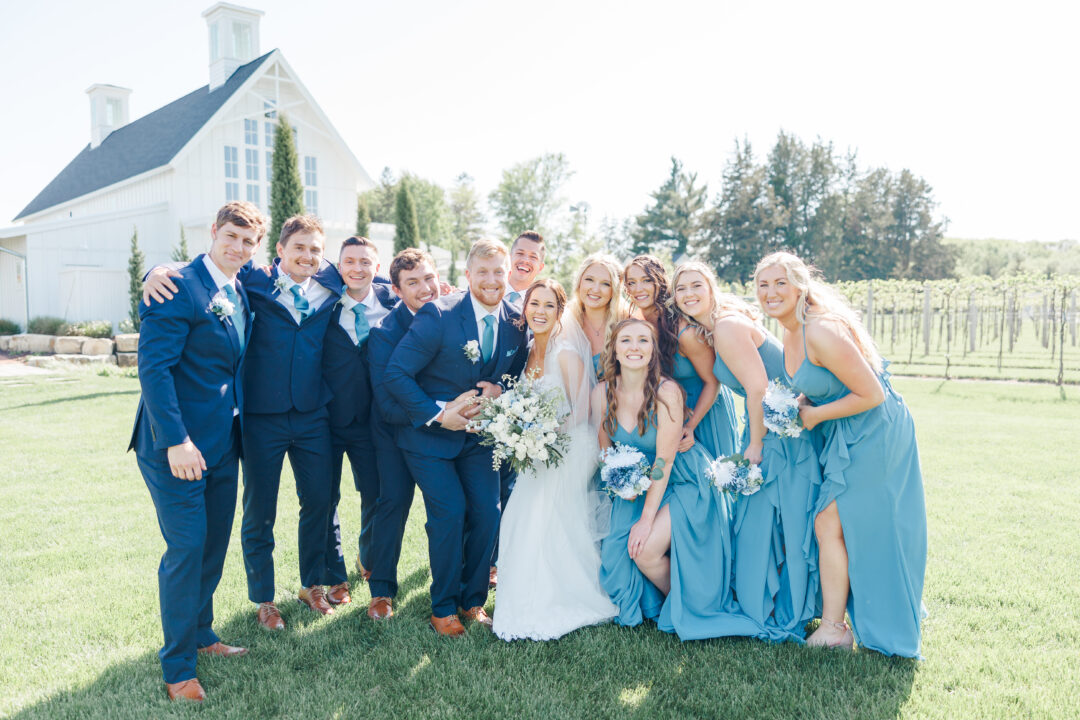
[323,282,397,430]
[239,259,342,415]
[368,300,417,427]
[128,255,252,468]
[383,291,528,459]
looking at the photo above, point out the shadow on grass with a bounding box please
[9,576,918,720]
[0,389,140,412]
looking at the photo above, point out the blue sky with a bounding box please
[2,0,1077,241]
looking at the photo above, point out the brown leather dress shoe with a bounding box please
[461,606,493,626]
[429,614,466,637]
[298,585,335,615]
[166,678,206,702]
[257,602,285,631]
[489,565,498,588]
[198,641,248,658]
[367,596,394,620]
[355,554,372,582]
[327,582,352,606]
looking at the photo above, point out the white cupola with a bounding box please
[85,84,132,149]
[202,2,265,91]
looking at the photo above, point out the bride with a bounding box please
[493,278,617,641]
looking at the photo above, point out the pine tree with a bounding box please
[171,225,191,262]
[394,181,420,254]
[631,157,707,259]
[127,227,145,332]
[269,114,305,260]
[356,194,371,238]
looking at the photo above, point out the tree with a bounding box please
[360,167,398,224]
[489,153,573,240]
[127,227,145,332]
[171,225,191,262]
[394,181,420,254]
[269,114,304,260]
[401,173,451,248]
[356,194,371,237]
[448,173,486,286]
[631,157,708,259]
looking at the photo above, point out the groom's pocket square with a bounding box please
[505,348,516,357]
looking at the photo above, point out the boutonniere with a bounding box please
[274,276,290,294]
[208,291,235,321]
[464,340,481,363]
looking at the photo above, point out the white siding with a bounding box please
[0,235,27,327]
[30,170,172,224]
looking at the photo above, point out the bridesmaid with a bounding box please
[754,252,927,657]
[590,319,758,639]
[568,253,628,380]
[672,262,820,643]
[623,255,740,457]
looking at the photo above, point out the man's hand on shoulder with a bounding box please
[143,267,183,306]
[167,440,207,481]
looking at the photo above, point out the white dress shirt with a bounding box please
[338,286,391,344]
[274,272,332,324]
[201,255,242,416]
[427,293,502,426]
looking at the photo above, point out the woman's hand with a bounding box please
[799,404,822,431]
[628,516,653,559]
[744,440,763,465]
[677,427,695,453]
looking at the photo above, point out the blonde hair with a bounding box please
[671,261,762,339]
[466,238,509,267]
[753,252,883,373]
[567,253,628,346]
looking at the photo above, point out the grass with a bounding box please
[1,372,1079,719]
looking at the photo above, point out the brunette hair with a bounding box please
[340,236,378,256]
[623,255,678,375]
[215,201,267,241]
[278,214,324,248]
[601,318,681,437]
[389,248,436,288]
[511,231,546,260]
[515,278,567,333]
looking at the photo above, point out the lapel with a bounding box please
[459,292,483,380]
[235,277,254,354]
[329,301,362,354]
[484,300,515,376]
[373,282,397,311]
[264,263,299,324]
[193,255,242,361]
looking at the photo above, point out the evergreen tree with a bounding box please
[356,194,371,237]
[401,172,451,248]
[127,227,145,332]
[360,167,398,224]
[269,114,304,260]
[170,225,191,262]
[631,157,707,259]
[394,181,420,254]
[489,153,573,240]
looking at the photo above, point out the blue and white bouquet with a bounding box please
[762,379,803,438]
[468,373,569,473]
[598,443,664,500]
[706,453,764,498]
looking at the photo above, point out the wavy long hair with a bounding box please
[623,255,678,375]
[515,277,567,337]
[753,251,883,373]
[671,261,763,342]
[602,318,681,437]
[567,253,628,348]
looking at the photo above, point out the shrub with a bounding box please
[27,316,66,335]
[117,318,136,334]
[0,318,20,334]
[63,320,113,339]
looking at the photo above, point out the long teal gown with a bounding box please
[592,353,604,382]
[672,335,741,459]
[598,418,760,639]
[785,332,927,658]
[712,335,821,643]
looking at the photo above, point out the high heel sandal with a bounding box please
[807,618,854,650]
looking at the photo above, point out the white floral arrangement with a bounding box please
[468,373,570,473]
[598,442,662,501]
[706,453,765,499]
[274,276,290,293]
[208,291,235,321]
[762,379,804,438]
[463,340,481,363]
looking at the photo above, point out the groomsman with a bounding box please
[129,201,264,702]
[384,239,528,636]
[321,236,396,606]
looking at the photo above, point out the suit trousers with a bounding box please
[138,422,239,684]
[401,440,500,616]
[240,408,333,601]
[324,419,379,585]
[367,420,416,599]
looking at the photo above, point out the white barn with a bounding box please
[0,3,373,330]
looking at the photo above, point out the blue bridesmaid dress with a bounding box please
[713,335,821,643]
[785,332,927,658]
[592,352,604,382]
[599,417,760,639]
[672,331,742,458]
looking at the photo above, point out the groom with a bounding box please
[384,239,528,636]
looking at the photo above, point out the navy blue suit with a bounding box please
[129,255,250,684]
[322,283,397,586]
[238,259,342,601]
[383,291,528,615]
[365,300,420,599]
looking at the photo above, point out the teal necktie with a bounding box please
[481,315,495,363]
[507,291,521,304]
[353,305,370,347]
[223,284,245,353]
[289,284,310,322]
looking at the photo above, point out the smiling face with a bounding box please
[209,221,261,277]
[624,263,657,310]
[614,321,654,371]
[524,286,559,336]
[673,269,712,320]
[393,259,440,313]
[509,237,545,291]
[756,264,799,320]
[338,244,379,298]
[277,231,324,281]
[578,263,614,310]
[465,252,508,310]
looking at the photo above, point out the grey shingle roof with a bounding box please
[15,50,275,221]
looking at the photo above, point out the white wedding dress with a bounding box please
[493,320,617,641]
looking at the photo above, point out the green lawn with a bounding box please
[1,371,1078,719]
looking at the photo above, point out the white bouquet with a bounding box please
[706,453,764,499]
[468,373,570,473]
[598,442,663,500]
[762,379,804,438]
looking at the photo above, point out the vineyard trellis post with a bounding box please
[923,284,932,356]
